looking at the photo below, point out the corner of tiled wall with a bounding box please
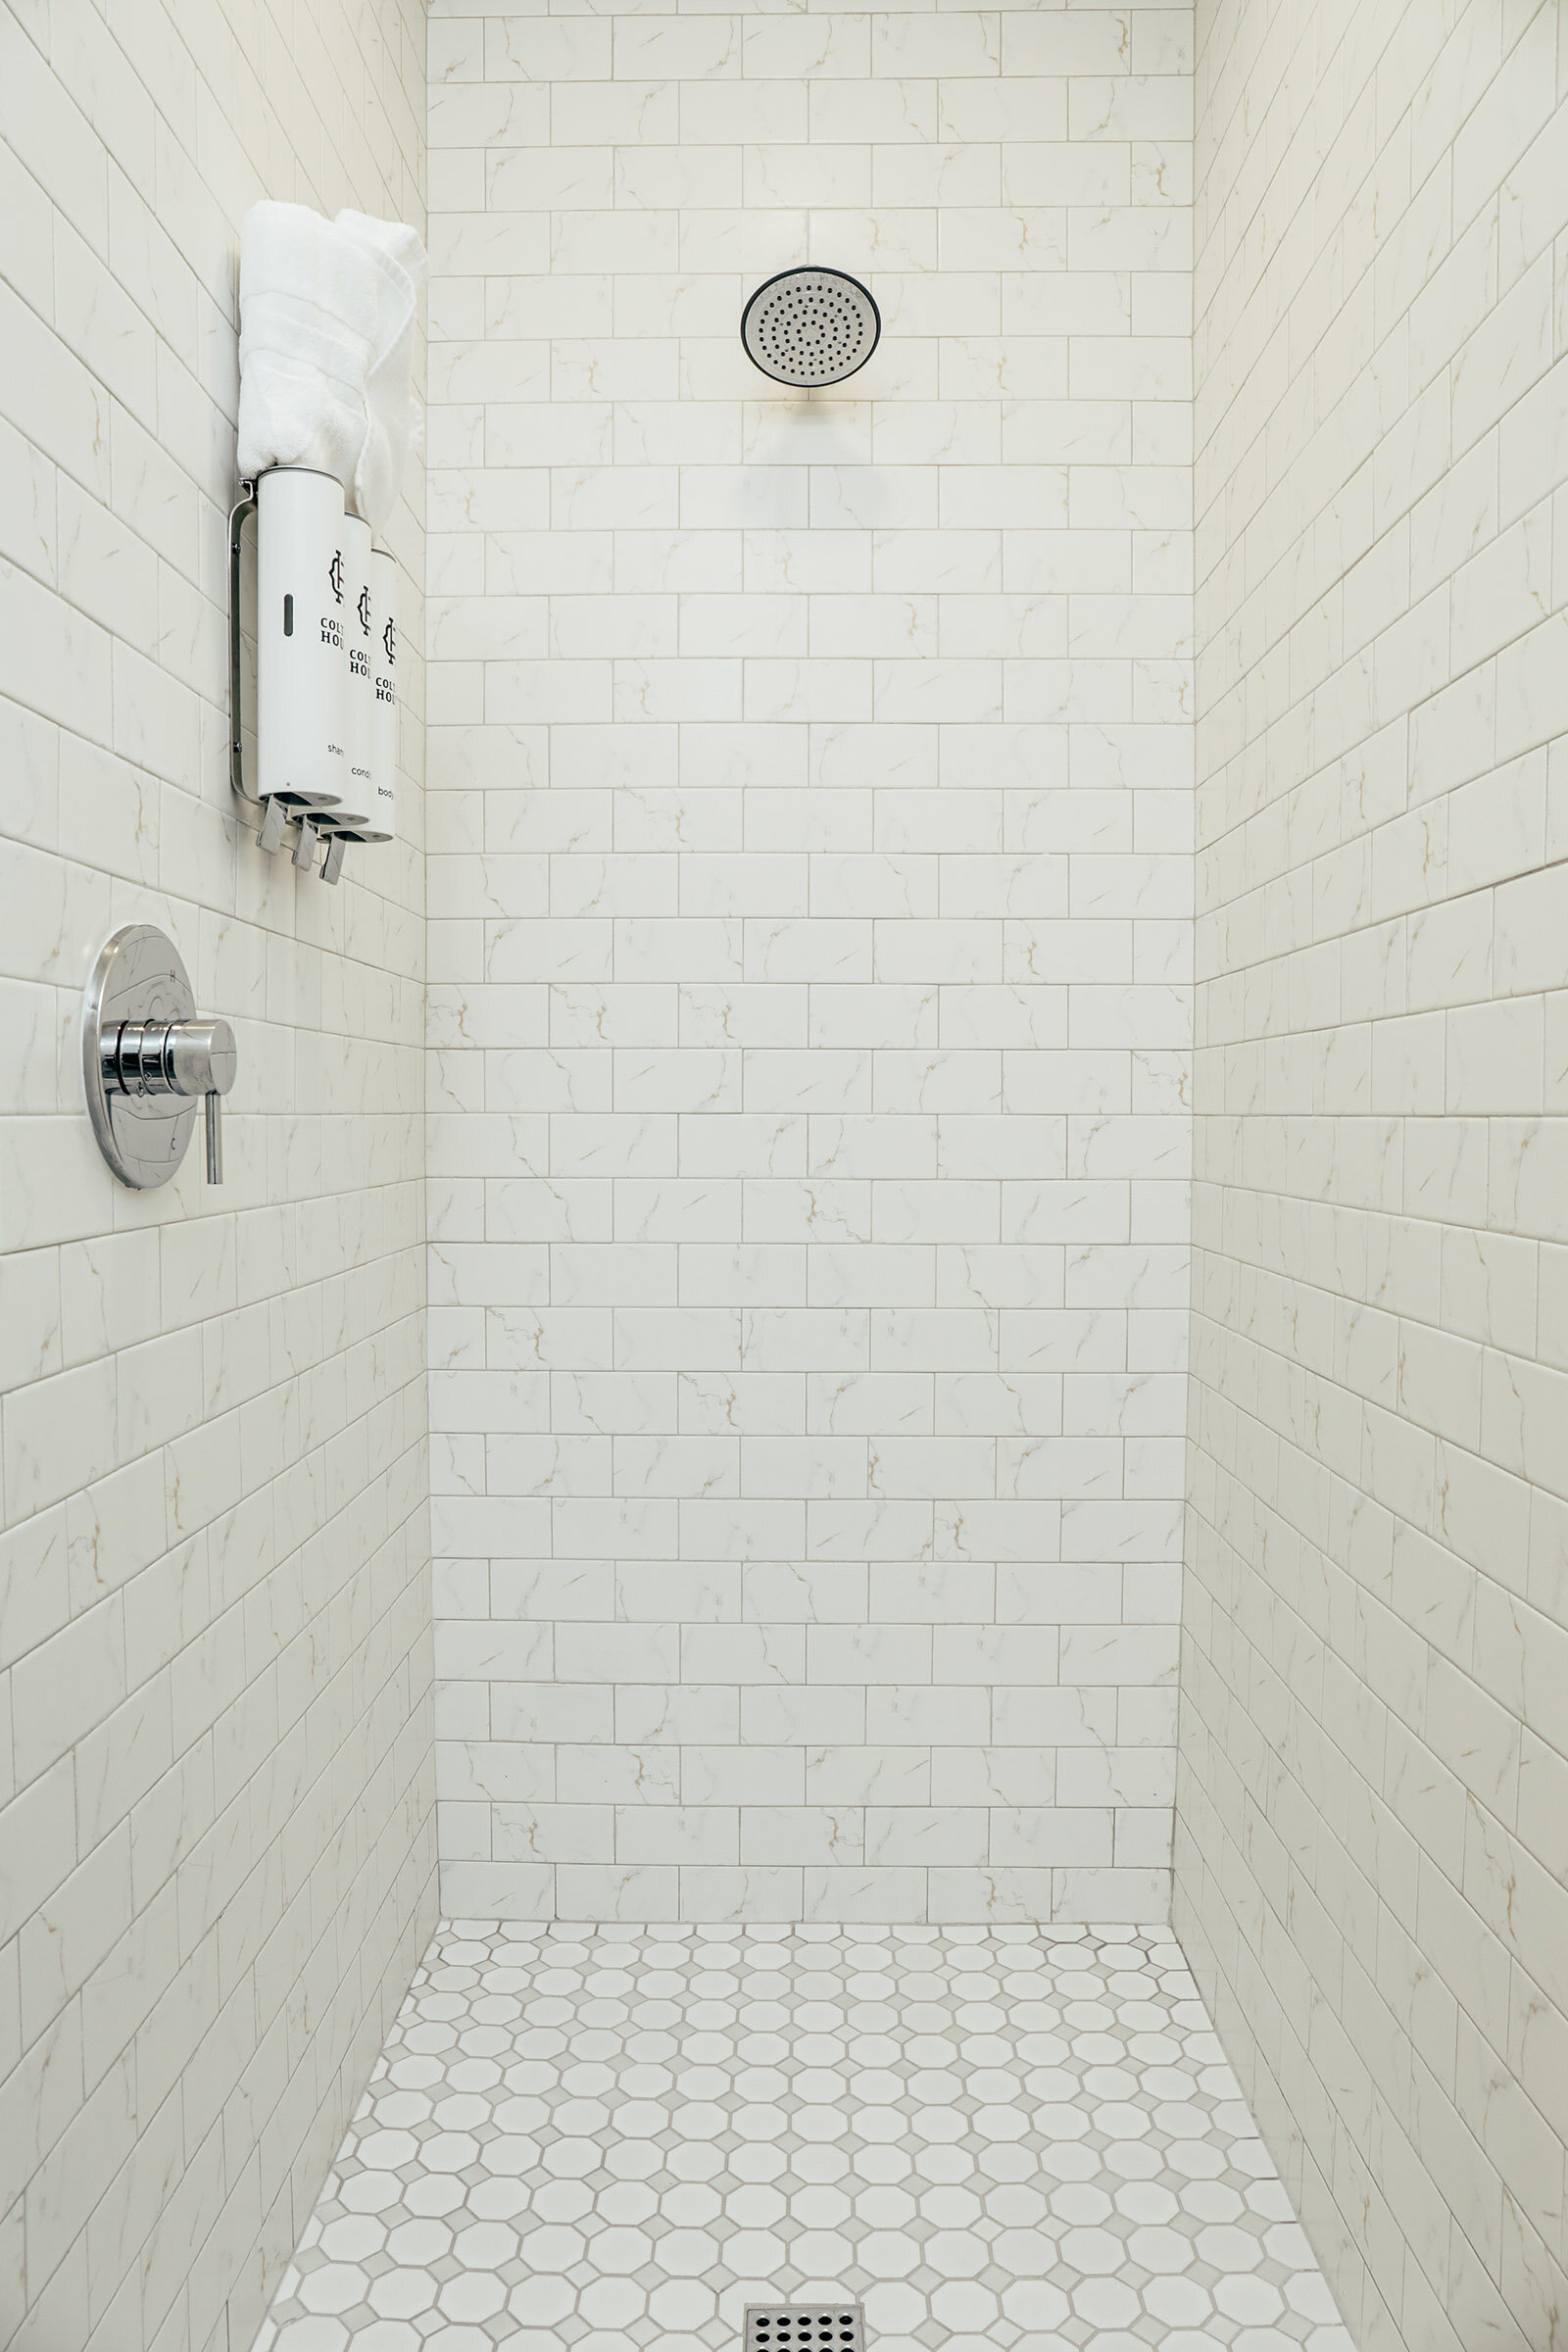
[1178,0,1568,2343]
[0,3,435,2347]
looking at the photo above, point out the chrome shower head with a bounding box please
[741,267,881,388]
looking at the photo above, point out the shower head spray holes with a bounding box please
[741,269,881,388]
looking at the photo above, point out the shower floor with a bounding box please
[254,1923,1348,2352]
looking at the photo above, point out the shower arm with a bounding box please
[227,483,347,886]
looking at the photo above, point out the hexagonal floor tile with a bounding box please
[252,1925,1346,2352]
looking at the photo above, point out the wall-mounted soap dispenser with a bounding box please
[228,467,398,880]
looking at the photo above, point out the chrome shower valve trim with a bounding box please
[83,925,238,1189]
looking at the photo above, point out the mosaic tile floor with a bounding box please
[254,1923,1351,2352]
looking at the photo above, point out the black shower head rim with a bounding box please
[740,266,882,389]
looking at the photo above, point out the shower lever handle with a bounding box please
[101,1015,238,1185]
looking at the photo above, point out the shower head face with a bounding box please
[741,268,881,388]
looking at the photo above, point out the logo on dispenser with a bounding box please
[328,549,345,604]
[358,584,371,637]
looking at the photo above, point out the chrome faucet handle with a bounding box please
[103,1016,236,1098]
[164,1018,238,1103]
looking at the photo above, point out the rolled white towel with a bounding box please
[237,201,379,492]
[237,201,427,535]
[334,209,428,537]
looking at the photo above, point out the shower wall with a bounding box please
[1178,0,1568,2345]
[427,1,1196,1922]
[0,8,432,2351]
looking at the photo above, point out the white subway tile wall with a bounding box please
[1179,2,1568,2346]
[0,6,434,2350]
[426,2,1197,1925]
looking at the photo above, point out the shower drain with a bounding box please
[745,2308,865,2352]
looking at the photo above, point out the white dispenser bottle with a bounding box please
[337,512,376,825]
[370,546,398,844]
[315,520,393,847]
[255,467,349,810]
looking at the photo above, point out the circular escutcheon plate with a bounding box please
[82,924,199,1189]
